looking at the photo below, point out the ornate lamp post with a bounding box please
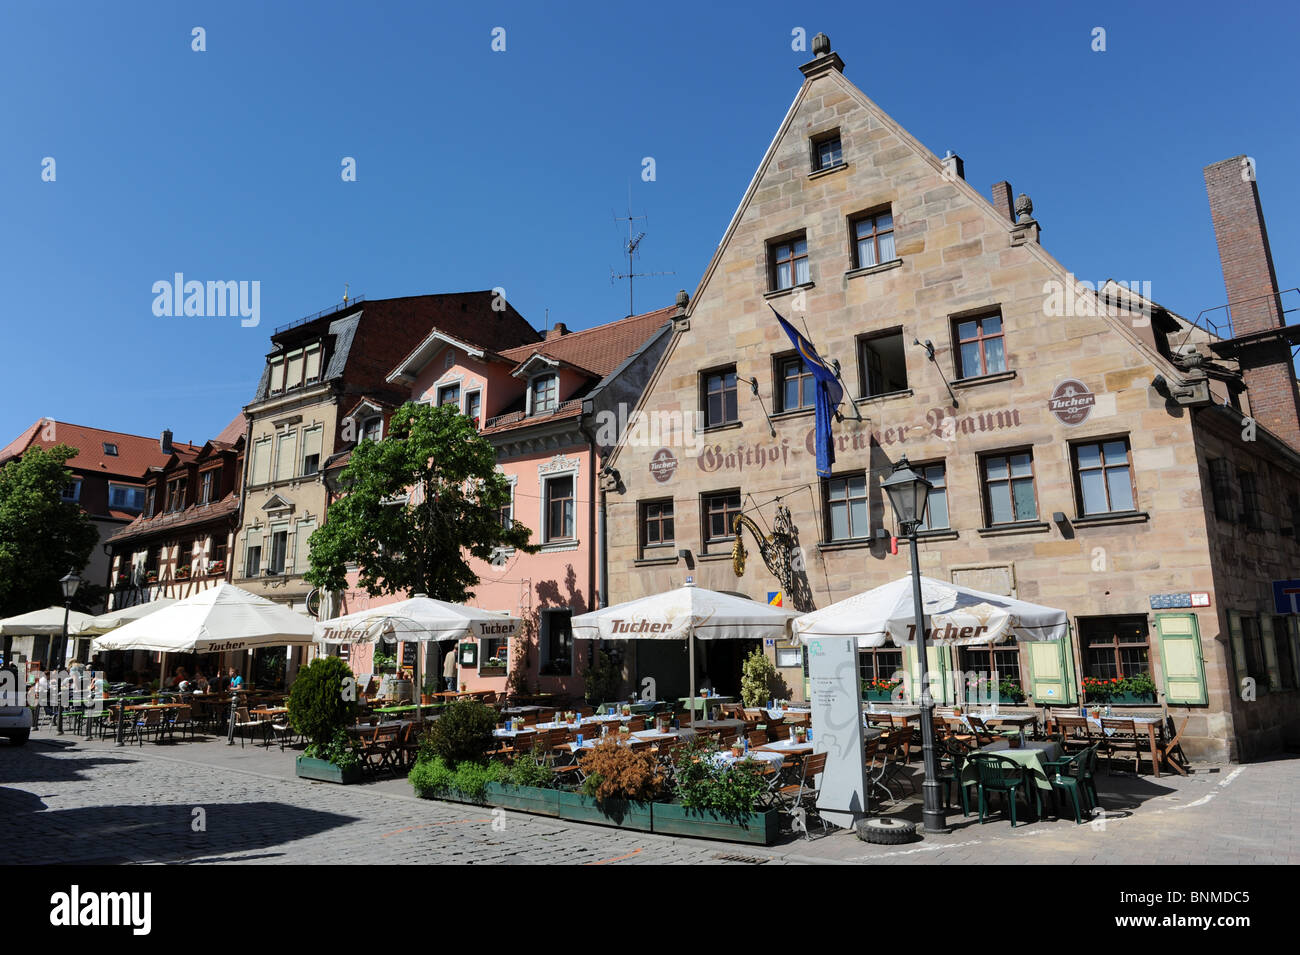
[54,570,82,735]
[881,457,949,834]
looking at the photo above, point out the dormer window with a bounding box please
[102,442,118,456]
[438,384,461,408]
[811,130,843,172]
[531,375,558,414]
[269,355,285,394]
[361,416,383,443]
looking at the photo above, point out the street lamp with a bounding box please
[881,456,949,834]
[54,569,82,735]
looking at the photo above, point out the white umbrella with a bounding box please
[82,598,178,636]
[569,583,797,725]
[0,606,97,635]
[91,582,316,653]
[794,575,1068,646]
[314,595,521,715]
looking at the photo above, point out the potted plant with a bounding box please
[175,566,191,580]
[997,676,1026,705]
[740,647,790,707]
[862,677,901,702]
[561,739,660,831]
[655,737,780,845]
[289,656,362,783]
[207,560,225,576]
[145,570,158,583]
[1111,672,1157,705]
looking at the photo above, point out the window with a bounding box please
[466,391,481,429]
[108,484,145,511]
[851,210,895,269]
[1209,458,1234,521]
[1072,439,1136,515]
[858,649,904,690]
[544,475,575,542]
[540,608,573,676]
[1238,615,1268,687]
[294,518,316,574]
[301,426,322,477]
[285,349,305,391]
[268,527,289,575]
[303,343,322,383]
[916,462,949,531]
[811,131,842,172]
[639,499,675,554]
[499,486,514,530]
[165,476,188,513]
[825,472,869,541]
[770,235,810,291]
[1273,616,1297,690]
[438,383,461,408]
[981,450,1037,525]
[958,646,1023,698]
[144,486,156,517]
[244,544,261,578]
[61,480,81,502]
[102,442,119,456]
[275,430,298,482]
[268,356,285,394]
[775,354,815,413]
[361,416,383,443]
[1079,616,1150,681]
[250,436,272,486]
[702,368,739,427]
[954,312,1007,378]
[531,375,558,414]
[858,330,908,397]
[1239,469,1262,529]
[198,470,215,505]
[702,490,742,548]
[1287,493,1300,543]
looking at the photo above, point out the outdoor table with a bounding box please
[977,713,1038,744]
[688,718,746,733]
[499,706,543,716]
[764,706,811,721]
[374,703,438,716]
[631,727,695,742]
[124,702,189,711]
[249,707,287,718]
[709,749,785,772]
[962,739,1062,793]
[1086,716,1165,776]
[346,720,409,736]
[678,695,733,718]
[583,713,637,724]
[863,708,921,727]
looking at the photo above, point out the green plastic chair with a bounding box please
[936,740,974,816]
[1080,743,1101,810]
[968,752,1037,827]
[1043,749,1088,823]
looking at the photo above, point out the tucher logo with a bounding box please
[50,885,151,935]
[610,619,672,635]
[649,448,678,484]
[1048,379,1096,426]
[478,622,513,635]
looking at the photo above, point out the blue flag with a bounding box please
[770,305,844,477]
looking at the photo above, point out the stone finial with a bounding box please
[1014,193,1034,222]
[812,32,831,57]
[675,289,689,308]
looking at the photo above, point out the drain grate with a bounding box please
[712,852,768,864]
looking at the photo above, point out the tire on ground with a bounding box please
[856,816,918,845]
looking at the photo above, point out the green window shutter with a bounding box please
[1290,618,1300,689]
[1226,610,1248,698]
[903,644,949,703]
[1154,613,1208,705]
[1026,640,1071,704]
[1259,615,1282,691]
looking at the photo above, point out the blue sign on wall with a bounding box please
[1273,579,1300,614]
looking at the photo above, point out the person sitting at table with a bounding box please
[193,670,209,693]
[227,667,243,689]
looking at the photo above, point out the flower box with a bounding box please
[556,791,654,831]
[650,803,781,846]
[1108,692,1156,705]
[295,755,362,785]
[862,689,895,702]
[483,782,561,817]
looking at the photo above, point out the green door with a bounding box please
[1154,613,1208,704]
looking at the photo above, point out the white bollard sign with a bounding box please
[807,636,869,829]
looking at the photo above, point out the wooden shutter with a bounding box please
[1154,613,1208,705]
[1026,639,1073,704]
[904,644,950,704]
[1225,610,1249,697]
[294,518,316,574]
[275,430,297,482]
[1259,615,1282,691]
[251,437,272,486]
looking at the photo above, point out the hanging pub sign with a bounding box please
[458,641,478,667]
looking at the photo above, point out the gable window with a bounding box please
[1239,468,1262,530]
[851,210,895,269]
[858,329,908,397]
[144,486,156,517]
[269,356,285,394]
[361,416,383,443]
[102,442,119,456]
[825,472,869,542]
[531,375,558,414]
[61,480,81,502]
[702,367,739,427]
[769,235,810,291]
[466,391,481,429]
[165,476,188,513]
[776,355,815,413]
[301,426,322,477]
[954,312,1007,378]
[981,450,1037,525]
[1073,439,1135,515]
[702,490,742,549]
[438,383,461,408]
[544,475,575,542]
[916,462,949,531]
[811,131,842,172]
[199,470,216,505]
[1080,616,1150,681]
[639,499,675,555]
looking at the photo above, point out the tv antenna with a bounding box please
[611,199,673,316]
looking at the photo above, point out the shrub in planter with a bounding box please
[670,736,768,819]
[740,648,789,707]
[509,747,556,788]
[410,755,508,801]
[418,697,497,766]
[997,677,1026,704]
[582,648,621,706]
[577,739,664,803]
[303,728,362,773]
[288,656,359,749]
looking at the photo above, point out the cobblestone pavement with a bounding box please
[2,728,1296,865]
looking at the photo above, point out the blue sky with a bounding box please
[3,0,1298,446]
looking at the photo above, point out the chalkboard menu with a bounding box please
[399,642,419,668]
[458,641,478,667]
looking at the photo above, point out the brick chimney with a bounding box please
[991,181,1015,223]
[160,429,173,454]
[1204,155,1300,450]
[546,323,569,340]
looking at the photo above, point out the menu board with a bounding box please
[807,637,869,830]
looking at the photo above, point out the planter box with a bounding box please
[296,755,362,785]
[998,694,1026,705]
[651,802,780,845]
[484,782,561,817]
[556,791,653,831]
[1109,692,1156,705]
[862,690,896,702]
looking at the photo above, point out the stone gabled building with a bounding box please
[602,34,1300,760]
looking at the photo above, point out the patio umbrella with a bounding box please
[91,583,316,653]
[569,583,797,725]
[314,595,521,716]
[793,575,1068,647]
[82,597,178,636]
[0,606,98,669]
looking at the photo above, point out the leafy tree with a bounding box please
[0,445,98,616]
[305,402,536,601]
[739,647,789,707]
[287,655,359,748]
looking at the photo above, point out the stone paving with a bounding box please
[2,724,1296,865]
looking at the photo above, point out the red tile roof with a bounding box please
[0,420,200,479]
[106,495,240,545]
[499,306,675,378]
[213,414,247,446]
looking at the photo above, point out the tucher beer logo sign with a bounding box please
[1049,379,1095,426]
[649,448,678,483]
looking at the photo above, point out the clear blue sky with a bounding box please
[3,0,1298,447]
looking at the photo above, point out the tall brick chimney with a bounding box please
[991,181,1015,223]
[546,323,569,340]
[1204,156,1300,450]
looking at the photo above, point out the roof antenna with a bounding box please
[611,186,674,317]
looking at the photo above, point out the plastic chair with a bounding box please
[1043,747,1091,823]
[935,739,974,816]
[967,752,1037,827]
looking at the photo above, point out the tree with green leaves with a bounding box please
[305,401,536,601]
[0,444,99,616]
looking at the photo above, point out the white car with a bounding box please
[0,703,32,745]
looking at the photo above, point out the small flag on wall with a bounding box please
[768,592,783,607]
